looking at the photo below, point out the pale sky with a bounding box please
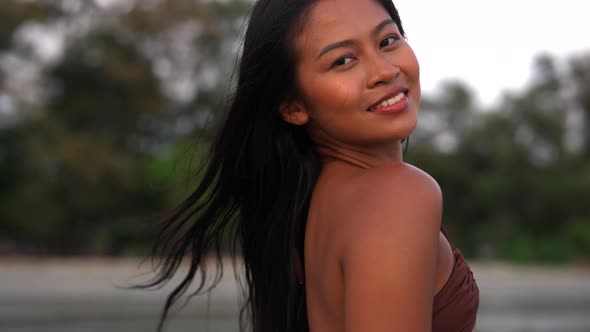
[394,0,590,106]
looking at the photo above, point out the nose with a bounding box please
[366,53,400,88]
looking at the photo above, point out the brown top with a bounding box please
[433,228,480,332]
[294,228,479,331]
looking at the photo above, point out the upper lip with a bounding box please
[367,86,409,110]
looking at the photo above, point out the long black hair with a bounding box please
[144,1,406,331]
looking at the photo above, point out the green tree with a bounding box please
[0,0,249,255]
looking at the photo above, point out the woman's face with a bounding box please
[287,0,420,155]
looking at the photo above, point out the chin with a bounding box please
[395,111,418,139]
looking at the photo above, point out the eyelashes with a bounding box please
[332,55,355,67]
[379,34,401,48]
[330,34,402,69]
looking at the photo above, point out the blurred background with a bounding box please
[0,0,588,331]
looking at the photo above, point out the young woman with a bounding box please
[147,0,479,331]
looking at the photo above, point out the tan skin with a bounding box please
[281,0,474,331]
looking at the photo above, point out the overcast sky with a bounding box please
[394,0,590,106]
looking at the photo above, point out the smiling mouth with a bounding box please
[367,91,407,111]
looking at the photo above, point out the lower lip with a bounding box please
[368,95,409,114]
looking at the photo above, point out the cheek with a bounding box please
[301,76,360,117]
[405,48,421,84]
[398,47,421,104]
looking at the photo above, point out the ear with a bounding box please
[279,99,310,126]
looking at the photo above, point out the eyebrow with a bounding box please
[315,18,395,61]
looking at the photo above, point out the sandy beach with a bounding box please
[0,258,589,332]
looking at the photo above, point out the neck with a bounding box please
[315,139,404,169]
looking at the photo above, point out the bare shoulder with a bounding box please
[336,163,443,330]
[359,162,441,198]
[338,162,442,242]
[336,162,443,264]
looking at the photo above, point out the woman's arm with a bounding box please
[339,163,442,332]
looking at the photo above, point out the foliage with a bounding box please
[0,0,246,255]
[408,54,590,263]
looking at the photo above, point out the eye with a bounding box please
[331,55,355,68]
[379,35,401,48]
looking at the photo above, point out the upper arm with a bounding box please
[339,164,442,332]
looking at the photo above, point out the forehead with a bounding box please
[296,0,392,55]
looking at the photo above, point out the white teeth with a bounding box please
[369,92,405,110]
